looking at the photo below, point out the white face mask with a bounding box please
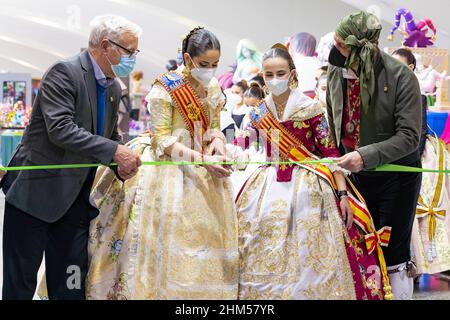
[191,67,217,87]
[189,58,217,87]
[266,78,289,96]
[227,93,243,106]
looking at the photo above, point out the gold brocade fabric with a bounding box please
[236,166,357,300]
[85,75,237,299]
[86,141,238,299]
[411,136,450,274]
[38,75,238,300]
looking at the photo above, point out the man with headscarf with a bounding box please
[326,12,422,300]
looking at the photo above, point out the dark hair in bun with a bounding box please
[182,27,221,64]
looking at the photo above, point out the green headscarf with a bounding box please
[335,11,382,114]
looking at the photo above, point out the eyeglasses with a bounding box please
[108,39,140,58]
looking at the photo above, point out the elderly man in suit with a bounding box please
[326,12,422,300]
[1,15,142,300]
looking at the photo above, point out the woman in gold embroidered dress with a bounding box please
[84,27,238,300]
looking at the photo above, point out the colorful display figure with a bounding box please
[387,8,437,48]
[233,39,263,84]
[415,54,449,96]
[0,101,31,128]
[11,102,24,127]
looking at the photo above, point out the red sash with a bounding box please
[249,101,376,232]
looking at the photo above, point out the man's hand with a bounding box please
[117,166,139,181]
[113,144,141,180]
[336,151,364,173]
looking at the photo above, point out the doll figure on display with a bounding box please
[415,54,449,97]
[218,62,237,90]
[387,8,437,48]
[0,104,9,127]
[233,39,263,84]
[11,102,25,127]
[6,110,14,127]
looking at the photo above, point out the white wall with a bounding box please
[0,0,448,82]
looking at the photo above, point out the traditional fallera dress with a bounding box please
[231,88,393,300]
[411,135,450,274]
[84,68,239,299]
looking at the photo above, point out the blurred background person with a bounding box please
[248,74,265,90]
[221,80,249,142]
[287,32,320,97]
[243,82,265,109]
[315,66,328,116]
[165,59,178,72]
[392,47,427,156]
[316,31,335,67]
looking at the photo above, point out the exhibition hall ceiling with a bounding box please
[0,0,448,79]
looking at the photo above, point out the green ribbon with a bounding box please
[0,160,447,174]
[372,164,450,174]
[0,159,333,171]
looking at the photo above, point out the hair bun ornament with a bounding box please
[271,43,289,52]
[184,26,205,41]
[182,26,205,54]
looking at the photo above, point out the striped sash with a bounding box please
[250,101,393,298]
[155,71,209,138]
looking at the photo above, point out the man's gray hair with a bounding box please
[88,14,142,48]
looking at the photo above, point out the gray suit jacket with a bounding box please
[1,50,122,222]
[326,51,422,169]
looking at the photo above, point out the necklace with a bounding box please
[273,97,289,119]
[345,79,361,146]
[187,75,207,98]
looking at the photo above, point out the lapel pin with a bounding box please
[110,96,114,103]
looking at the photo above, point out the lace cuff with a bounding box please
[322,158,352,176]
[208,129,227,143]
[155,136,180,159]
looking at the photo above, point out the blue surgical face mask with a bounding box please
[109,54,136,78]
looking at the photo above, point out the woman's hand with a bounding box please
[138,130,153,137]
[206,137,226,157]
[339,197,354,230]
[203,154,232,179]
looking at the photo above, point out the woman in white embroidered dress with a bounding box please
[231,45,388,300]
